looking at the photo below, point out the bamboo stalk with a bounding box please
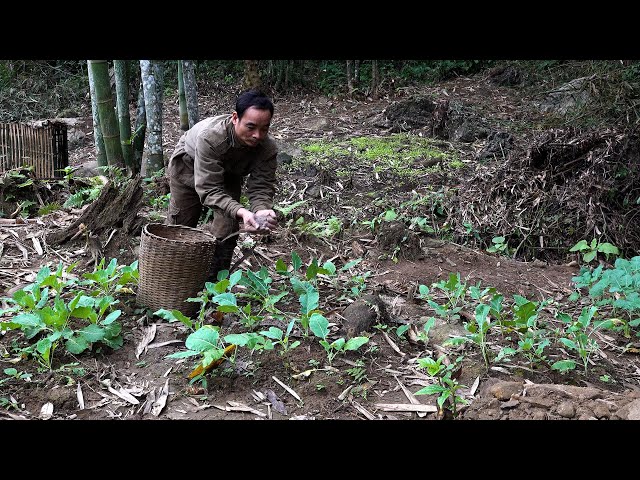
[0,123,5,170]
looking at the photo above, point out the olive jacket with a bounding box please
[167,114,278,220]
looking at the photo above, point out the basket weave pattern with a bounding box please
[137,223,217,317]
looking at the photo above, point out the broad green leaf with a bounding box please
[291,252,302,271]
[570,240,588,252]
[341,259,362,270]
[165,350,200,359]
[229,270,242,287]
[13,313,44,329]
[66,335,90,354]
[78,324,105,343]
[102,335,123,349]
[344,337,369,351]
[153,308,188,327]
[275,258,288,274]
[559,338,577,350]
[442,337,467,346]
[305,259,319,280]
[396,324,410,337]
[36,337,52,355]
[322,261,336,275]
[584,251,597,263]
[383,210,397,221]
[185,326,220,352]
[299,285,319,315]
[13,290,35,309]
[598,243,619,255]
[70,306,94,319]
[285,319,296,336]
[103,322,122,339]
[210,279,229,294]
[217,304,239,313]
[212,293,237,307]
[260,327,284,340]
[415,384,446,395]
[551,360,576,372]
[105,258,117,276]
[225,333,255,346]
[309,313,329,339]
[101,310,121,325]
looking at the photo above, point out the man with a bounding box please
[166,88,279,279]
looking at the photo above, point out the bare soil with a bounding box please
[2,72,640,422]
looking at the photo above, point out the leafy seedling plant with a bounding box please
[0,261,129,370]
[309,313,369,365]
[570,239,620,264]
[552,305,615,375]
[414,355,468,418]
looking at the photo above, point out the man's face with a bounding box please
[232,106,272,147]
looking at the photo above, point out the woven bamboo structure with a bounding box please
[0,121,68,178]
[137,223,218,317]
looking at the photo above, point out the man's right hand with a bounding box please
[237,208,274,233]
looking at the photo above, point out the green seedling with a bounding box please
[309,313,369,365]
[414,355,468,417]
[552,306,614,375]
[487,236,509,255]
[570,239,620,264]
[445,303,492,366]
[259,319,301,356]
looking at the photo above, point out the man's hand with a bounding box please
[237,208,277,233]
[254,209,278,232]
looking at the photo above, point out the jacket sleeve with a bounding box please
[193,134,244,219]
[245,153,277,212]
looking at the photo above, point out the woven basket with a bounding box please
[137,223,217,317]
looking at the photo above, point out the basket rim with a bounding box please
[142,223,217,244]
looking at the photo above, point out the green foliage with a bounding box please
[259,320,300,356]
[570,239,620,264]
[552,306,613,375]
[309,313,369,365]
[292,215,343,239]
[486,236,510,255]
[37,202,62,216]
[63,177,105,208]
[165,325,229,375]
[445,303,492,367]
[414,355,468,417]
[571,255,640,337]
[0,261,131,370]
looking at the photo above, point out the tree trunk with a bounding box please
[132,82,146,172]
[346,60,354,98]
[46,176,144,247]
[114,60,136,174]
[354,60,360,84]
[88,60,124,169]
[177,61,189,131]
[140,60,164,175]
[182,60,199,128]
[243,60,261,90]
[87,60,107,167]
[370,60,379,100]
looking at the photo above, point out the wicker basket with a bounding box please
[137,223,217,317]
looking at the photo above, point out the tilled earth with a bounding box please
[2,72,640,421]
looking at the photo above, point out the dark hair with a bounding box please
[235,88,274,119]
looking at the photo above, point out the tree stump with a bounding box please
[47,175,145,246]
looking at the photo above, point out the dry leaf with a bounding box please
[40,402,54,420]
[135,324,157,359]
